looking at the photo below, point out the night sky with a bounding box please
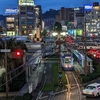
[0,0,100,15]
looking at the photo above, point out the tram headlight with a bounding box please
[65,65,68,68]
[69,65,71,68]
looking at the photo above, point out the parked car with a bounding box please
[82,83,100,97]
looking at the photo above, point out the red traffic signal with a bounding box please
[13,49,23,58]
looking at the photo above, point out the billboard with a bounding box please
[7,24,14,28]
[6,17,14,22]
[76,30,83,36]
[19,0,34,6]
[84,4,93,12]
[5,7,18,15]
[68,30,74,36]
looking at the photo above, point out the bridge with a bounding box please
[25,42,44,53]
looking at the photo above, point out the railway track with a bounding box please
[39,71,85,100]
[65,71,82,100]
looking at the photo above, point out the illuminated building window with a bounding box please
[27,16,33,19]
[21,17,26,19]
[27,12,33,14]
[91,29,93,32]
[28,25,34,28]
[92,23,96,25]
[21,21,26,24]
[6,17,14,22]
[22,30,26,35]
[7,24,14,28]
[96,11,99,14]
[28,30,32,34]
[27,21,33,24]
[94,29,96,31]
[21,26,26,29]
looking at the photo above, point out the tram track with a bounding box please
[45,71,82,100]
[65,71,82,100]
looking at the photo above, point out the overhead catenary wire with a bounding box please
[1,46,45,78]
[0,48,44,88]
[0,39,57,88]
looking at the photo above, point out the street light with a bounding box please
[52,32,58,36]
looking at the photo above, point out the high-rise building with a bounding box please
[59,7,74,25]
[74,7,84,29]
[85,2,100,36]
[5,7,19,36]
[34,5,42,30]
[18,0,35,36]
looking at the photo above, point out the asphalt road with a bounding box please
[86,97,100,100]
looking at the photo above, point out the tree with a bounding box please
[54,22,62,33]
[0,38,4,59]
[0,26,3,33]
[41,29,47,37]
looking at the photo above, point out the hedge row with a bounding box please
[9,93,32,100]
[81,72,100,83]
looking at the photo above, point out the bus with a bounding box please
[61,51,73,71]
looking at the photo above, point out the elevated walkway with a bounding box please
[25,42,44,53]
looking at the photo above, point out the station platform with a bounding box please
[73,61,85,75]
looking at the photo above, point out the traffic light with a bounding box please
[13,49,23,58]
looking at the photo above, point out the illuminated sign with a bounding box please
[84,4,93,11]
[19,0,34,6]
[76,30,83,36]
[5,7,18,15]
[6,17,14,22]
[74,8,80,10]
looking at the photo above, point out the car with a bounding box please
[82,83,100,97]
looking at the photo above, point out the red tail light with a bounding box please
[82,91,84,95]
[92,92,94,96]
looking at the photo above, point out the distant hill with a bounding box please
[0,15,6,26]
[42,9,59,19]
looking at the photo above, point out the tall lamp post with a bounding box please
[84,16,87,76]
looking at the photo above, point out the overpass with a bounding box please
[25,42,44,53]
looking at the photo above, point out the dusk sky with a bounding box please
[0,0,100,15]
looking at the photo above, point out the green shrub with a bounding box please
[62,70,67,84]
[81,76,91,83]
[13,96,23,100]
[43,83,52,91]
[87,73,97,79]
[54,63,59,86]
[23,93,32,100]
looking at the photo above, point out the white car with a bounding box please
[82,83,100,97]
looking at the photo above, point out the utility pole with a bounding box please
[5,41,8,100]
[58,34,62,85]
[84,14,87,76]
[84,3,93,75]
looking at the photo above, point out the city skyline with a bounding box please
[0,0,100,15]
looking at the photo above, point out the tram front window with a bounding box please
[65,58,71,63]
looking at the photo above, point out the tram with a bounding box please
[61,51,73,71]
